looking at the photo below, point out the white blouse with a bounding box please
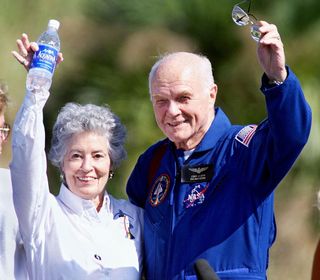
[10,90,144,280]
[0,168,28,279]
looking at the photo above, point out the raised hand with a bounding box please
[256,21,287,83]
[12,33,63,71]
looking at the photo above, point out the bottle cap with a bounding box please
[48,19,60,30]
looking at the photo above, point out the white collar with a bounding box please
[57,184,112,221]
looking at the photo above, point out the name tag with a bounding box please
[181,164,214,183]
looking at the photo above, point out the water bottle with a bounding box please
[26,19,60,92]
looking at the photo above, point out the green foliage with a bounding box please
[1,1,319,278]
[35,0,320,198]
[2,0,319,205]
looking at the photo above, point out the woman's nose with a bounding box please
[80,157,93,172]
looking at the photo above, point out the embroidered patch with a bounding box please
[113,210,135,239]
[149,174,170,207]
[235,124,257,147]
[181,164,214,183]
[183,183,209,208]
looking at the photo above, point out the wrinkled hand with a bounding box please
[257,21,287,82]
[11,33,63,71]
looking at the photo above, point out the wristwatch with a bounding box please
[268,79,284,86]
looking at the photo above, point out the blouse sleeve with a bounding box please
[10,89,51,242]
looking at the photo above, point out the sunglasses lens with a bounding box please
[232,6,251,26]
[0,123,10,140]
[250,25,261,42]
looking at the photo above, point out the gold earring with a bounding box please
[60,173,67,186]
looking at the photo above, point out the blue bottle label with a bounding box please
[31,44,58,74]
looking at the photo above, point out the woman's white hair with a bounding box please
[48,103,126,171]
[0,82,9,114]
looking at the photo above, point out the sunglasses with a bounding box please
[0,123,10,141]
[231,0,261,42]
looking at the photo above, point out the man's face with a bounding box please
[151,56,217,150]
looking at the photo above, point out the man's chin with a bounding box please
[168,133,188,145]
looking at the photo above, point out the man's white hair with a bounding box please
[148,52,215,99]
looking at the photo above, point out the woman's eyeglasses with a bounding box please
[231,0,261,42]
[0,123,10,141]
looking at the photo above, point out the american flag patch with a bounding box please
[235,125,257,147]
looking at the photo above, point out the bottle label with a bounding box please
[31,44,59,74]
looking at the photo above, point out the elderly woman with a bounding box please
[0,82,28,280]
[0,83,10,154]
[10,35,143,279]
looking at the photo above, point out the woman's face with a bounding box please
[0,114,5,155]
[61,131,111,207]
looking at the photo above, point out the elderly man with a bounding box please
[126,21,312,279]
[0,82,28,279]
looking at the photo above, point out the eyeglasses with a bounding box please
[231,0,261,42]
[0,123,10,141]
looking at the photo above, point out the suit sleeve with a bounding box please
[237,67,312,191]
[263,67,311,178]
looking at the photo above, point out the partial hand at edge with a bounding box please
[256,21,287,83]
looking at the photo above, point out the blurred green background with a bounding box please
[1,0,319,278]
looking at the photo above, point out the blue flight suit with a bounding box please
[126,67,312,279]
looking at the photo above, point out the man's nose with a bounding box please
[167,101,181,116]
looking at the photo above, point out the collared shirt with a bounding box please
[10,90,143,280]
[0,168,29,280]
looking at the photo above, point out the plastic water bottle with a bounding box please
[26,19,60,92]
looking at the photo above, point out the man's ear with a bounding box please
[209,84,218,105]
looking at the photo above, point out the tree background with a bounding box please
[1,0,319,278]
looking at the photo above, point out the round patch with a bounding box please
[149,174,170,207]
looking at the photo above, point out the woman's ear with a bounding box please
[59,163,67,184]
